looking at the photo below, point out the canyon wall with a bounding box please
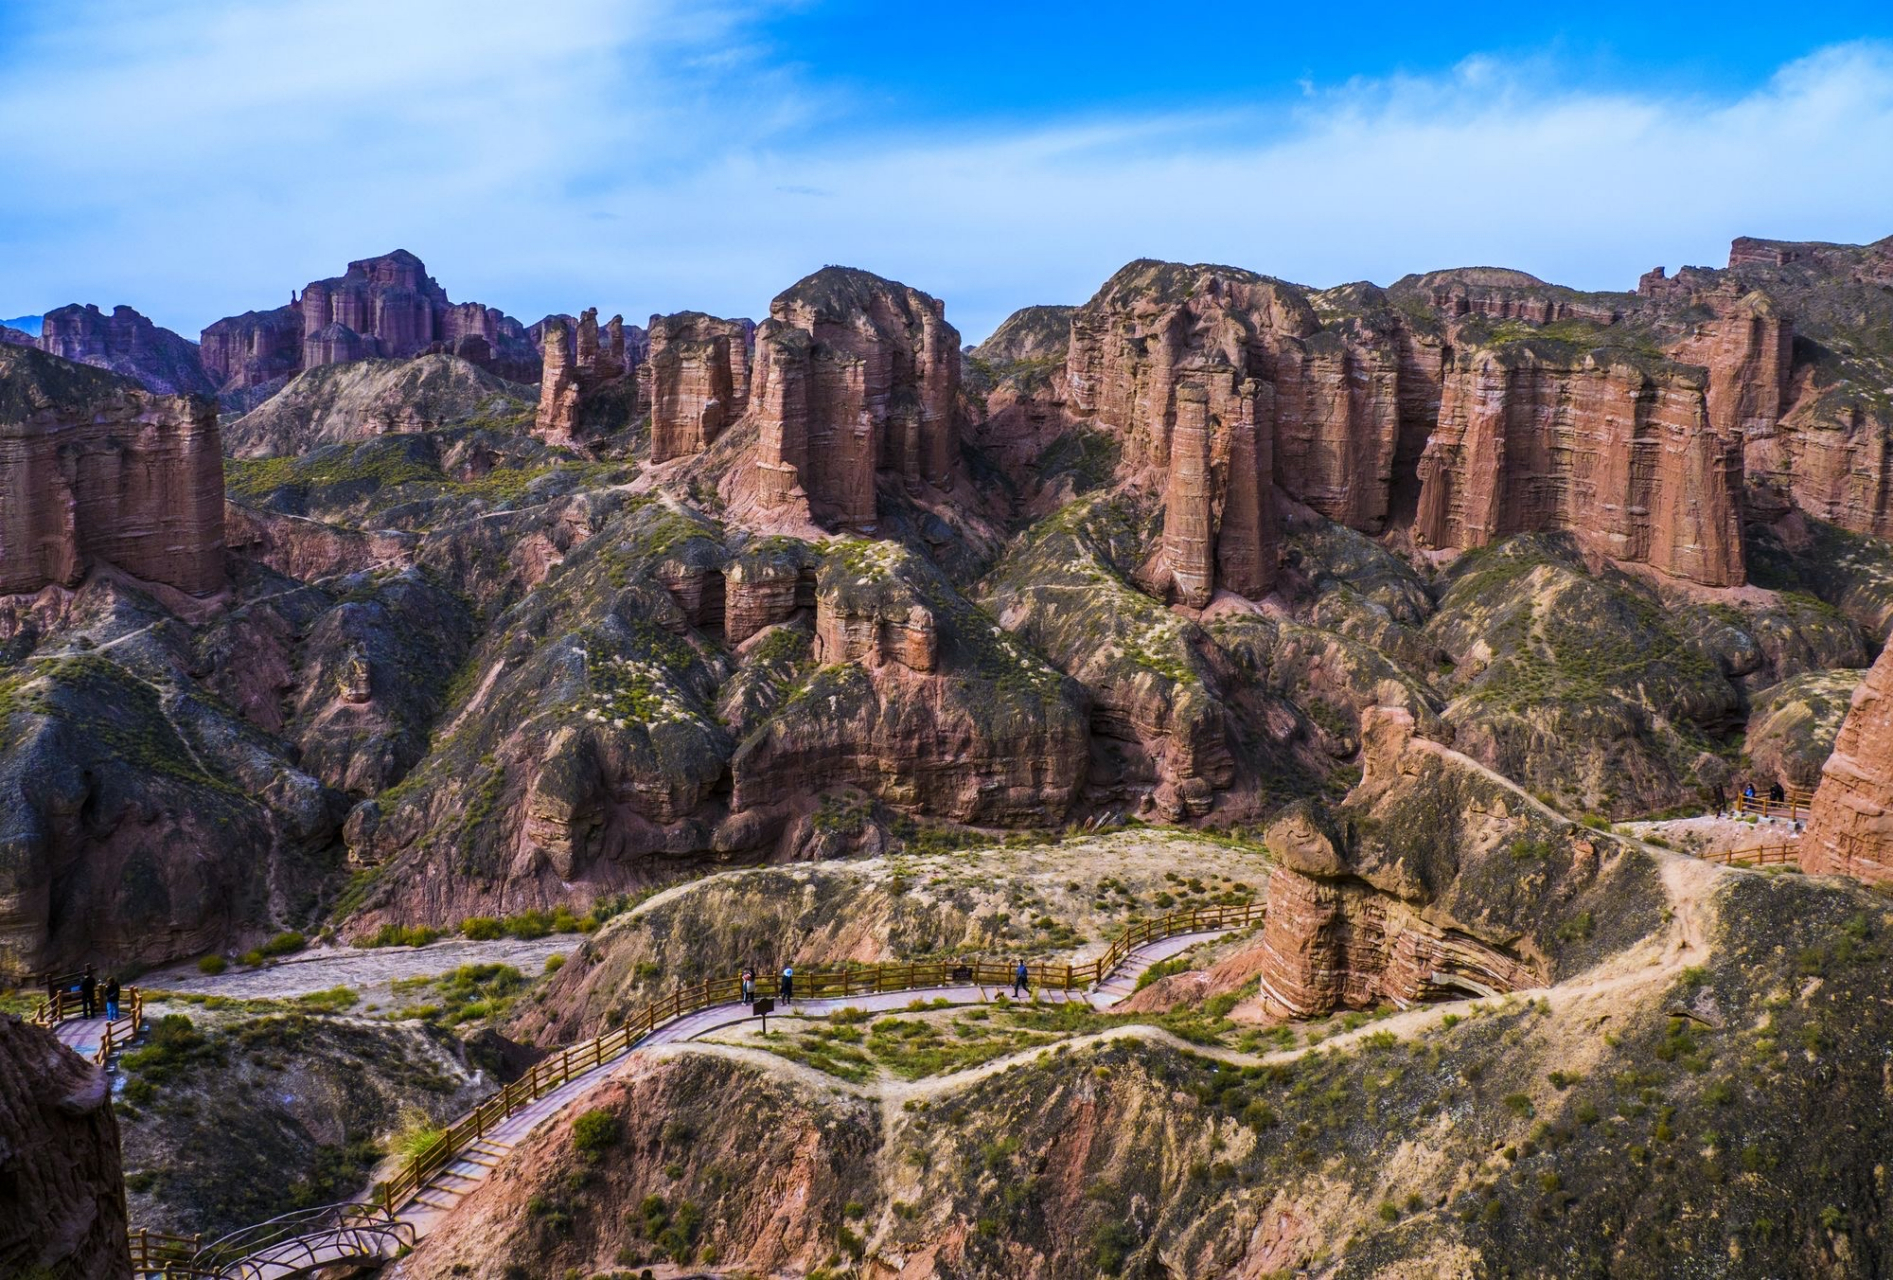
[1413,344,1746,587]
[645,311,750,463]
[533,308,637,447]
[0,347,224,597]
[200,250,538,392]
[748,267,959,528]
[37,303,214,396]
[1800,639,1893,884]
[0,1018,130,1280]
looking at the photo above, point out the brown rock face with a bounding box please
[0,347,224,597]
[646,311,749,463]
[200,250,537,392]
[533,308,637,447]
[0,1018,130,1280]
[38,303,214,396]
[1251,706,1663,1017]
[1800,640,1893,884]
[748,267,960,528]
[1414,345,1746,587]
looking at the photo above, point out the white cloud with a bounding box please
[2,6,1888,343]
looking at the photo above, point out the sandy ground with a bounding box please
[1621,813,1804,858]
[136,935,576,1010]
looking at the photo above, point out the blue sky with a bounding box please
[2,2,1891,342]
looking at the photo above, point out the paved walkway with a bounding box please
[386,929,1226,1243]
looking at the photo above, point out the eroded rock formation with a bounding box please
[200,250,538,393]
[1413,344,1746,587]
[0,346,224,596]
[533,308,638,447]
[1800,639,1893,883]
[1253,706,1662,1016]
[645,311,750,463]
[748,267,960,528]
[0,1018,129,1280]
[38,303,214,396]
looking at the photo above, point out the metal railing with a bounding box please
[190,1203,413,1279]
[375,899,1263,1212]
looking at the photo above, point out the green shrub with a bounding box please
[360,923,444,948]
[572,1108,622,1154]
[239,950,264,967]
[259,931,306,958]
[544,953,566,974]
[460,916,504,941]
[197,955,227,975]
[1378,1201,1400,1222]
[1502,1092,1535,1117]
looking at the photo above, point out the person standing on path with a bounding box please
[741,967,755,1005]
[104,976,120,1023]
[780,964,794,1006]
[80,967,97,1019]
[1013,960,1030,998]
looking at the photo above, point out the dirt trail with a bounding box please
[138,936,575,1006]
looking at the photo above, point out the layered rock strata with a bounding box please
[0,347,224,596]
[1413,344,1746,586]
[645,311,750,463]
[533,308,637,447]
[0,1018,130,1280]
[1800,640,1893,883]
[38,303,214,396]
[748,268,960,528]
[200,250,537,392]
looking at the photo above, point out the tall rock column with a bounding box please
[648,312,747,463]
[752,323,812,510]
[1159,383,1215,606]
[1800,641,1893,884]
[534,320,582,446]
[1214,378,1278,597]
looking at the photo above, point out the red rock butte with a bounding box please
[1800,638,1893,884]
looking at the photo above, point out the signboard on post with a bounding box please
[753,996,775,1034]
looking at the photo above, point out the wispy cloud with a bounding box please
[2,5,1888,343]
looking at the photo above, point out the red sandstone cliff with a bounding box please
[200,250,538,393]
[533,308,637,447]
[744,267,960,529]
[1413,343,1746,587]
[645,311,750,463]
[37,303,214,397]
[0,347,224,597]
[0,1018,130,1280]
[1799,639,1893,884]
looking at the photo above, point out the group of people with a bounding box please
[66,966,122,1021]
[733,960,1037,1007]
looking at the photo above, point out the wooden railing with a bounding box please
[129,1226,207,1278]
[1736,789,1814,821]
[94,988,147,1064]
[375,899,1263,1212]
[1699,842,1799,869]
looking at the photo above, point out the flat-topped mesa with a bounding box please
[0,346,224,597]
[38,303,215,396]
[646,311,752,463]
[1413,342,1746,587]
[532,308,637,447]
[1800,640,1893,884]
[201,250,538,392]
[749,267,960,529]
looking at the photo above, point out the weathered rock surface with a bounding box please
[1253,706,1661,1016]
[1800,638,1893,883]
[1743,669,1863,792]
[0,346,224,597]
[200,250,537,395]
[0,1017,129,1280]
[745,267,960,528]
[533,308,638,447]
[38,302,214,396]
[1414,340,1746,587]
[645,311,749,462]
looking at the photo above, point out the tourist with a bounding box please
[1769,782,1785,804]
[780,964,794,1006]
[104,975,120,1022]
[1013,959,1030,998]
[80,966,97,1019]
[741,967,755,1005]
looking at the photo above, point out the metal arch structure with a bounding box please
[186,1203,414,1279]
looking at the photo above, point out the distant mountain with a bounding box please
[1,314,43,335]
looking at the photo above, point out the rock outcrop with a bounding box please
[37,303,214,396]
[0,1018,130,1280]
[0,346,224,597]
[1254,706,1663,1016]
[1413,343,1746,587]
[747,267,960,528]
[533,308,637,447]
[645,311,750,462]
[221,352,534,457]
[1800,639,1893,883]
[200,250,537,394]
